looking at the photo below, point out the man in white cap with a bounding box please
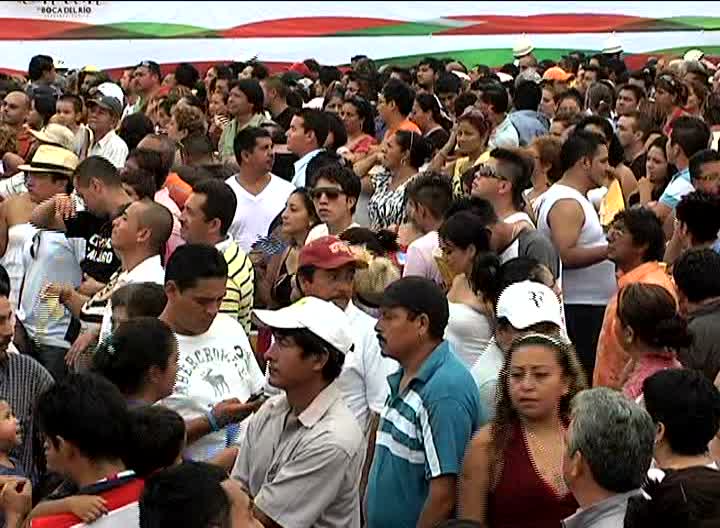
[513,34,538,72]
[233,296,364,528]
[471,280,564,417]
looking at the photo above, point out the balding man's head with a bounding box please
[111,199,173,258]
[1,91,30,127]
[138,133,176,176]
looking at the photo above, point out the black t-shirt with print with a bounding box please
[64,211,120,284]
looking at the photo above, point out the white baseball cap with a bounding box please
[253,297,353,355]
[496,281,562,329]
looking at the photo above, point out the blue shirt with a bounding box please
[659,168,694,209]
[366,341,484,528]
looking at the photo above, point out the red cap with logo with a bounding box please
[299,236,366,270]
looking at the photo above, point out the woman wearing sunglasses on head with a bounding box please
[429,108,493,197]
[655,72,689,137]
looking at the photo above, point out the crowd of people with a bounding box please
[0,35,715,527]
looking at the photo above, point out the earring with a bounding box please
[401,158,407,166]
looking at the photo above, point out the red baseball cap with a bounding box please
[299,236,367,270]
[289,62,312,78]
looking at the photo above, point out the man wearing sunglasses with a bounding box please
[305,164,361,245]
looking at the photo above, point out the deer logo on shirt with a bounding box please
[202,368,230,398]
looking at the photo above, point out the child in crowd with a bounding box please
[110,282,168,331]
[126,405,186,477]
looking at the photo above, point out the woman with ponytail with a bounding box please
[615,283,691,400]
[411,93,452,155]
[438,210,498,367]
[92,317,179,406]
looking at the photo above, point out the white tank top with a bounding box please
[537,184,616,305]
[444,302,492,367]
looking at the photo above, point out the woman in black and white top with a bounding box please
[367,130,431,230]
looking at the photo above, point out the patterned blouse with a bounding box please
[368,169,417,230]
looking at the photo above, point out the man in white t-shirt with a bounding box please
[470,147,534,228]
[296,235,397,433]
[226,127,294,252]
[160,244,265,460]
[403,172,453,286]
[305,164,361,245]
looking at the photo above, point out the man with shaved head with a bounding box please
[95,198,173,338]
[1,91,31,159]
[50,197,173,362]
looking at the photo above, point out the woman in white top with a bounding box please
[438,210,496,367]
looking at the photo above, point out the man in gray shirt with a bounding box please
[562,388,655,528]
[232,296,364,528]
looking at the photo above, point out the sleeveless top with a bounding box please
[445,302,492,367]
[488,422,578,528]
[537,184,616,305]
[1,223,37,309]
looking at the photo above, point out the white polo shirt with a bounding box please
[337,302,398,433]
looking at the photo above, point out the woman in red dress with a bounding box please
[459,333,587,528]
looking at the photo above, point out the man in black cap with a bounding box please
[87,88,128,168]
[365,276,484,528]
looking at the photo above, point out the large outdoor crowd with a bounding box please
[0,32,714,527]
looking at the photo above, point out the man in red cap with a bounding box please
[296,235,397,434]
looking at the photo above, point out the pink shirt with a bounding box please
[155,188,184,262]
[403,231,443,286]
[623,352,682,400]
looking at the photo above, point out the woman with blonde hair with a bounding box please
[459,333,587,528]
[166,104,206,144]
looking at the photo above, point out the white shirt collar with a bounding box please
[94,129,117,148]
[125,254,163,281]
[215,234,235,254]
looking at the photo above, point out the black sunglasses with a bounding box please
[311,187,345,200]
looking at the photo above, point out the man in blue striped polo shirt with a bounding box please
[366,277,485,528]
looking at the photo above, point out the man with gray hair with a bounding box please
[562,388,655,528]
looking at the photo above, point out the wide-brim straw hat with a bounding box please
[18,144,79,176]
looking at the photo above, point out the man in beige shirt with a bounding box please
[232,296,364,528]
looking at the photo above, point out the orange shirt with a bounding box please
[164,172,192,209]
[593,262,677,389]
[17,127,33,160]
[383,118,421,143]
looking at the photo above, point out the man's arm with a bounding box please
[30,195,68,231]
[547,199,608,269]
[416,475,457,528]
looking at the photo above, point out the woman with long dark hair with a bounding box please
[459,333,587,528]
[338,96,377,163]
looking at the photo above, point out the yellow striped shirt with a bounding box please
[218,238,254,334]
